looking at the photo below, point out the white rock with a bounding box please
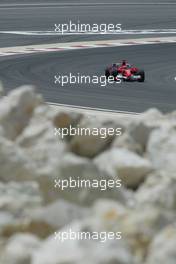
[1,233,41,264]
[69,115,123,158]
[134,172,176,211]
[147,125,176,173]
[16,108,67,177]
[91,199,129,232]
[128,109,163,150]
[94,148,152,188]
[0,181,42,214]
[0,86,42,140]
[29,199,88,229]
[0,211,15,230]
[113,132,143,154]
[52,109,82,129]
[46,152,132,206]
[32,221,136,264]
[0,136,37,181]
[145,225,176,264]
[92,199,127,219]
[120,206,175,261]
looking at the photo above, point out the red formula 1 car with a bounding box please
[105,60,145,82]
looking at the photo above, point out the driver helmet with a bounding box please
[122,60,127,66]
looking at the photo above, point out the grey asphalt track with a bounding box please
[1,0,175,4]
[0,2,176,112]
[0,43,176,113]
[0,1,176,47]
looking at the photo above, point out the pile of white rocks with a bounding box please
[0,86,176,264]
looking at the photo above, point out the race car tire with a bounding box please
[111,70,119,81]
[105,69,110,79]
[112,70,118,77]
[137,70,145,82]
